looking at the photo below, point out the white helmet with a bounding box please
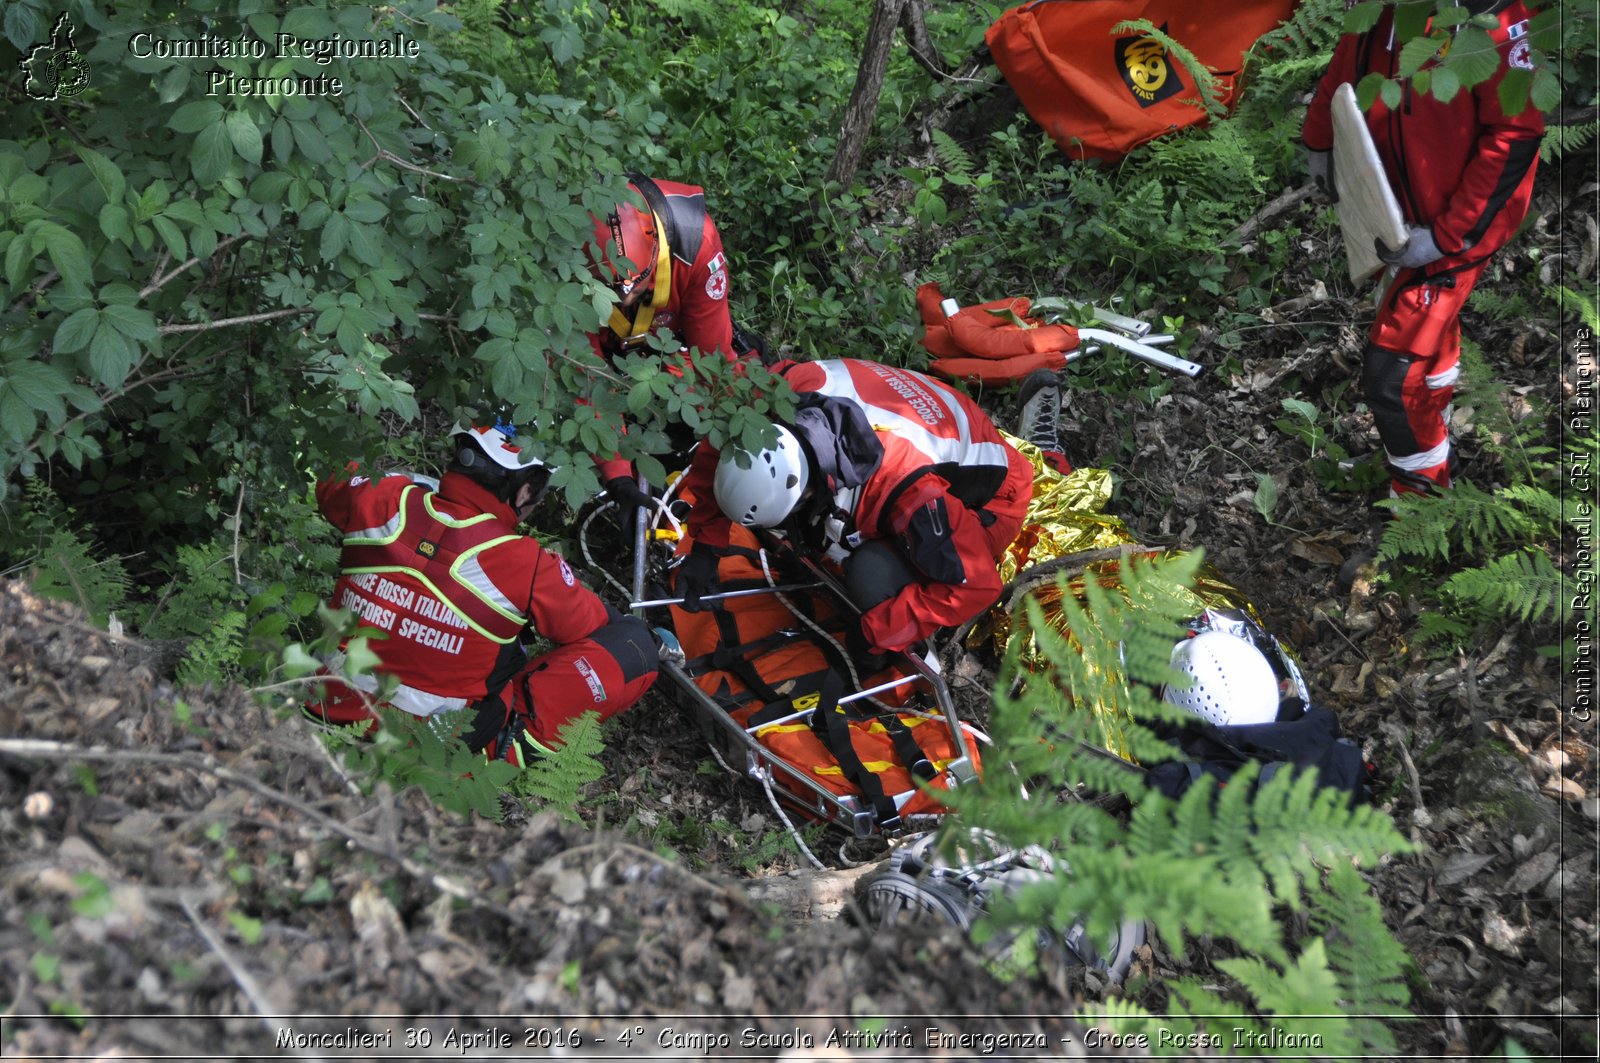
[451,423,551,503]
[713,426,810,528]
[1164,631,1280,727]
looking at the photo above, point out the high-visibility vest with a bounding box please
[329,483,529,708]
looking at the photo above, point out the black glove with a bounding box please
[676,543,721,612]
[463,693,511,755]
[605,476,652,513]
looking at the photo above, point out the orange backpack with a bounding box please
[986,0,1299,163]
[669,527,981,825]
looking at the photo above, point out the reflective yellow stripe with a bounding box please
[450,536,527,623]
[816,762,897,775]
[753,722,814,738]
[422,493,497,528]
[344,483,415,546]
[342,565,521,644]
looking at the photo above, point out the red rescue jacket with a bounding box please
[1301,2,1543,261]
[317,470,608,714]
[591,177,736,363]
[685,359,1033,652]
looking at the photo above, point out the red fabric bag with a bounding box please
[986,0,1299,163]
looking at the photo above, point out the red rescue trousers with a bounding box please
[1364,259,1489,496]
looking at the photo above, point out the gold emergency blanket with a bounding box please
[991,434,1266,757]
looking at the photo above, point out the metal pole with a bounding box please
[631,582,825,610]
[1077,327,1204,378]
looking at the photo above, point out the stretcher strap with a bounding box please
[809,670,901,829]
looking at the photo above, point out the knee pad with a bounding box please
[589,614,659,684]
[844,540,917,611]
[1361,347,1418,450]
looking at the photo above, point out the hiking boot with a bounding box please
[1015,369,1064,454]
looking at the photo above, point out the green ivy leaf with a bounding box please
[320,213,349,260]
[98,203,132,246]
[88,320,136,388]
[1530,68,1561,113]
[53,308,100,354]
[3,361,69,416]
[151,214,187,260]
[158,65,190,103]
[170,100,225,134]
[1441,26,1504,89]
[103,304,158,343]
[225,110,264,165]
[344,197,388,223]
[1430,66,1462,103]
[3,4,38,51]
[1253,473,1280,522]
[1497,67,1533,117]
[281,642,320,680]
[191,123,233,186]
[1397,32,1444,78]
[249,172,293,203]
[31,223,90,289]
[1355,72,1387,111]
[74,146,126,207]
[226,910,264,945]
[0,388,33,441]
[342,635,383,679]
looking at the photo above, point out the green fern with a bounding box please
[176,610,247,687]
[1442,549,1568,625]
[1556,283,1599,329]
[345,708,521,821]
[1414,610,1473,645]
[9,480,130,627]
[1307,861,1411,1053]
[1454,339,1555,481]
[1541,118,1599,162]
[1143,121,1267,202]
[1254,0,1344,59]
[1378,481,1544,562]
[1111,19,1227,117]
[140,543,239,640]
[513,710,607,822]
[931,129,974,180]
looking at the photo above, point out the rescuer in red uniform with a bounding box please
[306,424,658,764]
[586,175,771,516]
[675,358,1040,654]
[1301,0,1543,497]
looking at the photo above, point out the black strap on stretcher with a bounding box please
[691,571,939,830]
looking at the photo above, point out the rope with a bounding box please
[758,764,826,871]
[755,548,901,716]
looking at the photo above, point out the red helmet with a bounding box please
[588,188,660,298]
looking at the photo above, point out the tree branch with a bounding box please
[158,307,314,334]
[139,235,249,299]
[355,116,475,186]
[178,894,293,1046]
[8,270,59,314]
[824,0,910,192]
[898,0,947,80]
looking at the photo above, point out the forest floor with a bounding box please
[1,167,1596,1060]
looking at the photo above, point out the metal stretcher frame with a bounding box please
[576,490,980,840]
